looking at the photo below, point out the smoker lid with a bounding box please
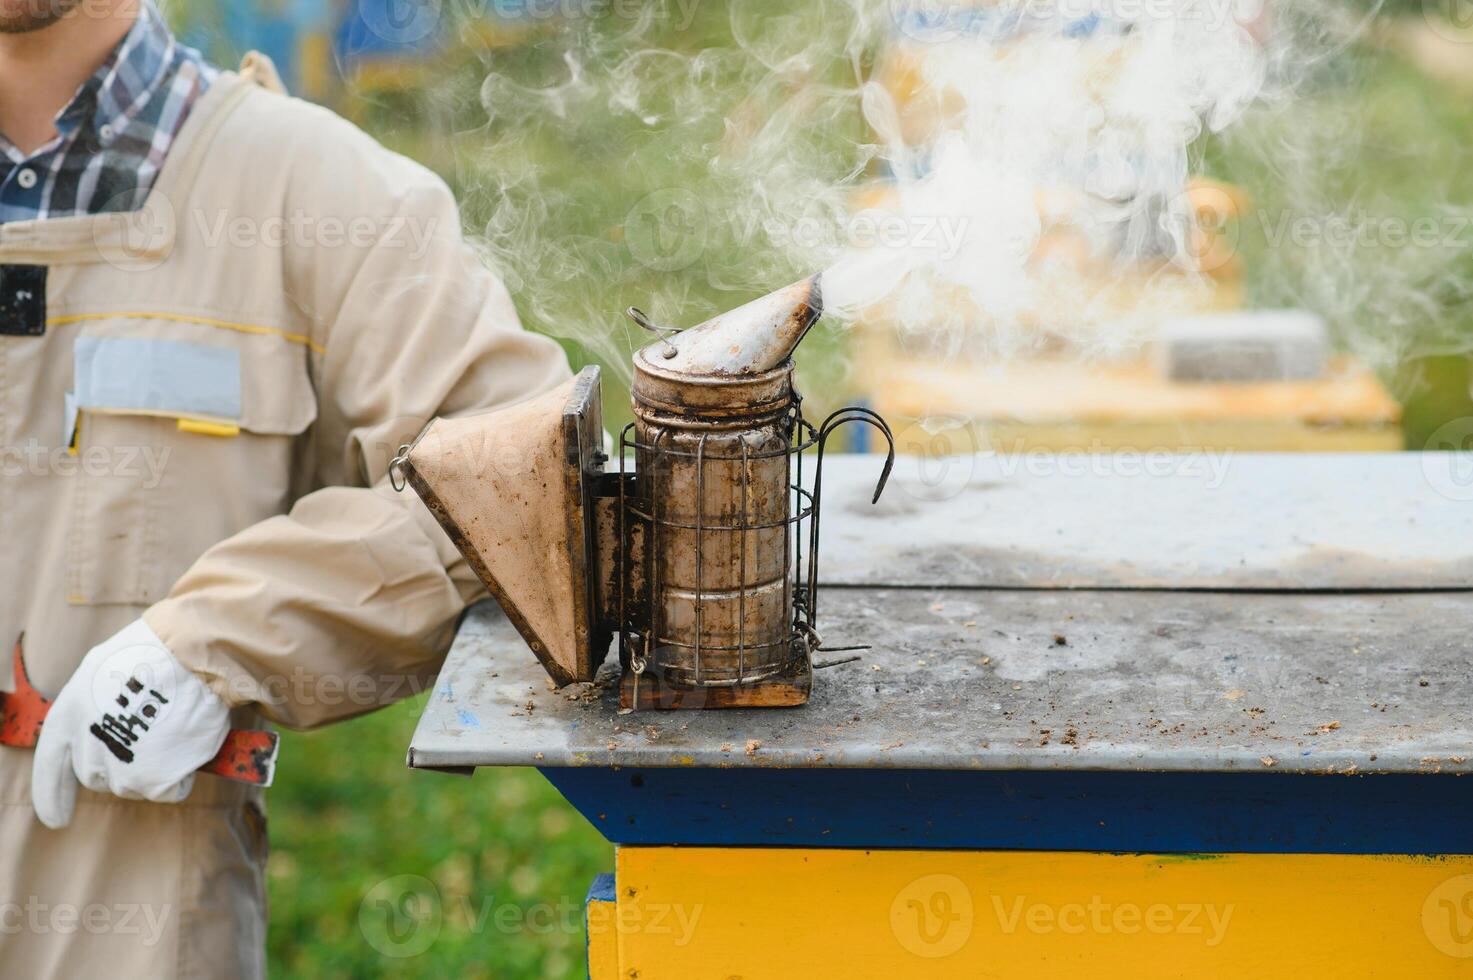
[634,275,823,378]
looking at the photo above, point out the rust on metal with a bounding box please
[619,653,812,709]
[399,277,893,711]
[624,284,811,694]
[642,275,822,378]
[618,275,895,706]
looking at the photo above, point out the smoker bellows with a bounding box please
[394,275,893,710]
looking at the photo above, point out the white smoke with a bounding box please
[823,1,1271,361]
[443,0,1469,391]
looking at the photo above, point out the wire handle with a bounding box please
[804,407,896,625]
[626,307,682,359]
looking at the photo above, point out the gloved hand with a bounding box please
[32,619,230,829]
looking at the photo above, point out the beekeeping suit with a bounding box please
[0,57,570,978]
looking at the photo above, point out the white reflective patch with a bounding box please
[74,337,241,420]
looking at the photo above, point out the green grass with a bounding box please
[266,696,612,979]
[1196,31,1473,445]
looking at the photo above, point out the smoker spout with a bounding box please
[639,275,822,377]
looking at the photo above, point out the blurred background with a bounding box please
[160,1,1471,975]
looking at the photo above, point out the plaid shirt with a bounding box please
[0,2,217,224]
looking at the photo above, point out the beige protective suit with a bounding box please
[0,58,570,977]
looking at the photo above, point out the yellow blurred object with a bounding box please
[856,329,1403,453]
[1183,177,1252,281]
[297,32,333,105]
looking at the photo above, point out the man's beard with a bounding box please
[0,0,84,34]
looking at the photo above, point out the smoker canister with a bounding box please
[628,277,822,687]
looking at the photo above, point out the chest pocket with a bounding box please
[66,322,318,607]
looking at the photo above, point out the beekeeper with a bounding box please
[0,2,570,976]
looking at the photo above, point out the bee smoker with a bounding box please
[395,275,893,710]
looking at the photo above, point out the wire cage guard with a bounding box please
[389,277,896,709]
[615,399,894,707]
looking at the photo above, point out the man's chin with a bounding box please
[0,0,80,35]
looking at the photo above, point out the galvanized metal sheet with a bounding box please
[409,597,1473,775]
[817,452,1473,590]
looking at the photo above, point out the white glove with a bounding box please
[32,619,230,829]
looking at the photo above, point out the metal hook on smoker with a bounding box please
[626,307,682,359]
[803,407,897,627]
[816,407,896,503]
[389,445,412,493]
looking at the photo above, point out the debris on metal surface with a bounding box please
[409,592,1473,776]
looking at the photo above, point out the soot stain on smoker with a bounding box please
[622,274,875,700]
